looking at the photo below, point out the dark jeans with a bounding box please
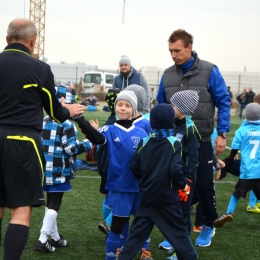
[239,103,247,119]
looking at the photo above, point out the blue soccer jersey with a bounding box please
[231,120,260,179]
[133,116,151,134]
[99,123,147,192]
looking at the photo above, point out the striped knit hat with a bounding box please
[170,90,199,116]
[115,90,137,116]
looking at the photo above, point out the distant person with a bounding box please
[35,85,93,253]
[150,88,156,109]
[86,93,97,111]
[247,87,255,104]
[156,28,230,247]
[236,88,248,119]
[227,86,233,106]
[0,18,84,260]
[112,55,150,114]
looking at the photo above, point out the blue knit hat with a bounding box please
[150,104,175,129]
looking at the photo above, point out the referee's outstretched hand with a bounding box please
[61,97,84,117]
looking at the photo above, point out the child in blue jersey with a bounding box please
[97,89,121,239]
[98,85,151,244]
[72,90,148,260]
[215,103,260,228]
[35,85,93,253]
[244,95,260,213]
[157,90,200,259]
[117,103,197,260]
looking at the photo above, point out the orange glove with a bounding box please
[178,186,191,202]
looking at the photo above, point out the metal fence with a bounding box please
[49,63,260,99]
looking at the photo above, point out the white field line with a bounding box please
[76,175,236,184]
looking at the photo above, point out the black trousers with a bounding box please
[118,203,197,260]
[195,142,218,227]
[180,174,196,233]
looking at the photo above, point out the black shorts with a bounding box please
[233,179,260,199]
[0,127,45,208]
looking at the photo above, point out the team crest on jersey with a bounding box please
[131,136,140,147]
[175,133,183,141]
[99,125,109,133]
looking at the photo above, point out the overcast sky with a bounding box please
[1,0,260,72]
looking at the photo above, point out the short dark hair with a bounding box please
[168,29,193,48]
[254,94,260,105]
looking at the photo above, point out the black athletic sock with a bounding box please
[0,219,2,247]
[4,223,29,260]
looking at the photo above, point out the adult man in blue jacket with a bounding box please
[113,55,150,114]
[157,29,230,248]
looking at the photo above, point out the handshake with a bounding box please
[178,179,192,202]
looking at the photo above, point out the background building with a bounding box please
[48,62,260,101]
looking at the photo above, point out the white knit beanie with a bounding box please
[115,90,137,116]
[119,55,131,66]
[170,90,199,116]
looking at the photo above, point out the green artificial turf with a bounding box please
[1,112,258,260]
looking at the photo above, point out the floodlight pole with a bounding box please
[122,0,125,23]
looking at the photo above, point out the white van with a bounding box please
[82,71,117,95]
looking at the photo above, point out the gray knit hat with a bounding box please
[115,90,137,116]
[119,55,131,66]
[170,90,199,116]
[124,84,146,112]
[245,103,260,121]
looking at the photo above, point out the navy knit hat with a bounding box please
[150,104,175,129]
[170,90,199,116]
[119,55,131,66]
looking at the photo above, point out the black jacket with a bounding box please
[130,131,186,206]
[174,117,201,180]
[0,43,69,132]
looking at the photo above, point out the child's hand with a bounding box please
[218,159,226,168]
[89,119,99,130]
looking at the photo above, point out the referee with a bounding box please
[0,18,84,260]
